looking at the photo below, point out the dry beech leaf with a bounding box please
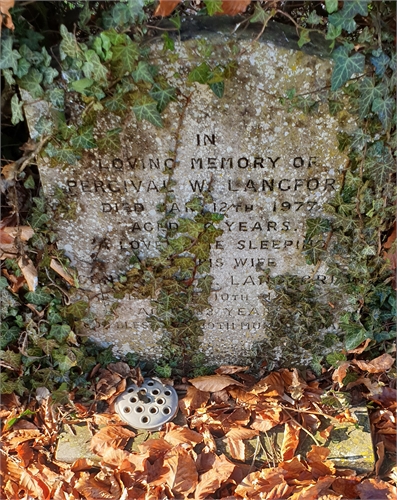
[225,427,258,461]
[163,422,203,446]
[164,445,198,496]
[235,468,292,499]
[179,386,210,415]
[194,453,235,500]
[215,365,249,375]
[352,353,395,373]
[348,338,371,354]
[90,425,135,455]
[356,478,397,500]
[220,0,251,16]
[16,442,34,468]
[189,374,243,392]
[281,420,300,461]
[138,437,173,456]
[50,258,75,286]
[154,0,181,17]
[332,361,351,386]
[331,477,360,499]
[306,445,335,478]
[290,476,336,500]
[252,371,285,397]
[0,0,15,31]
[18,257,38,291]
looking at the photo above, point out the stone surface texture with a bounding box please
[31,20,355,363]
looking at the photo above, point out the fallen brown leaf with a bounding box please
[352,353,395,373]
[226,427,258,461]
[90,425,135,455]
[221,0,251,16]
[164,422,203,447]
[215,365,249,375]
[235,467,292,499]
[195,453,235,500]
[164,445,198,496]
[0,0,15,32]
[50,258,75,286]
[154,0,180,17]
[189,374,243,392]
[18,256,37,291]
[332,361,351,386]
[281,419,300,461]
[356,478,397,499]
[179,385,210,416]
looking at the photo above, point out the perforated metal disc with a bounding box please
[115,378,178,430]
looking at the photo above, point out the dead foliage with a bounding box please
[1,357,396,499]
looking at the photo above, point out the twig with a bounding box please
[248,435,260,473]
[283,408,321,446]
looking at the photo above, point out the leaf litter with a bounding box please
[1,358,396,499]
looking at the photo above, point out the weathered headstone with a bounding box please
[29,20,354,364]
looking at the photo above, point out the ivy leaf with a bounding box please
[169,235,192,253]
[197,276,213,295]
[161,32,175,52]
[15,57,30,79]
[98,127,122,153]
[49,324,71,343]
[42,66,59,85]
[19,45,43,66]
[372,96,395,131]
[0,37,21,72]
[359,77,382,119]
[325,0,338,14]
[306,218,331,239]
[11,94,24,125]
[365,141,394,184]
[2,68,15,85]
[325,23,342,44]
[331,46,365,91]
[47,88,65,109]
[36,338,59,355]
[111,41,139,76]
[149,85,176,112]
[82,50,108,82]
[0,350,22,371]
[53,351,76,372]
[204,0,223,16]
[0,372,26,396]
[70,78,94,93]
[59,25,81,60]
[306,11,323,25]
[298,28,311,48]
[178,218,204,238]
[56,148,79,164]
[18,68,44,98]
[25,288,53,306]
[132,60,154,83]
[0,325,20,350]
[190,242,210,260]
[41,46,51,67]
[71,126,96,149]
[188,62,211,84]
[370,50,390,76]
[343,323,369,351]
[35,116,53,135]
[326,352,347,367]
[329,0,369,33]
[328,99,344,116]
[62,300,88,320]
[105,94,128,113]
[132,98,163,128]
[209,81,224,98]
[186,197,203,212]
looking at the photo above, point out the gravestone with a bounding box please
[29,19,354,365]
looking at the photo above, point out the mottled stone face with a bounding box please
[35,23,353,363]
